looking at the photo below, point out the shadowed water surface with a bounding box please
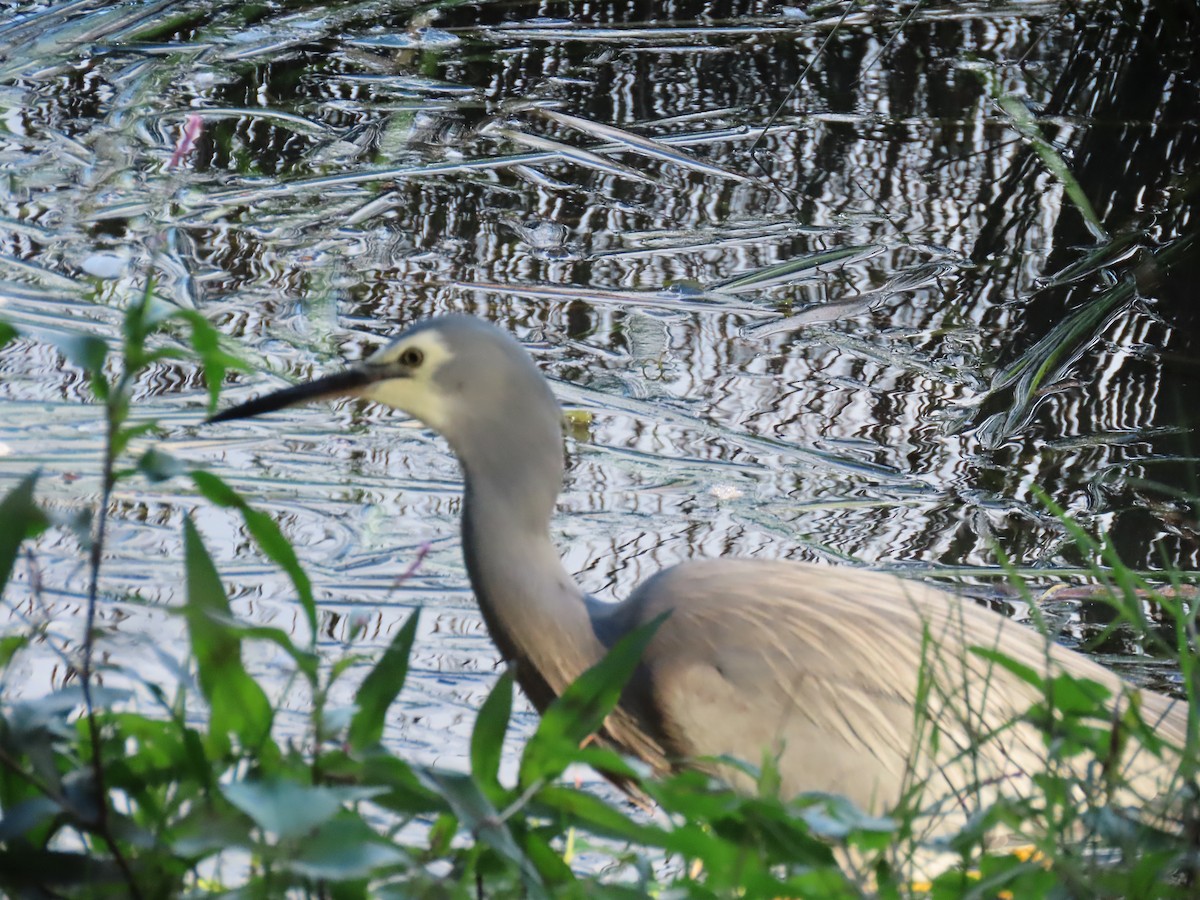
[0,0,1197,775]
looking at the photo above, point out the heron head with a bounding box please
[208,316,563,471]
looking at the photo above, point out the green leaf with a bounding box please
[656,820,734,874]
[995,91,1106,241]
[50,331,110,402]
[330,653,371,683]
[969,646,1045,691]
[0,796,60,841]
[326,753,445,816]
[520,828,575,886]
[348,609,420,751]
[222,779,380,840]
[0,474,49,600]
[531,785,664,844]
[112,420,161,460]
[562,745,641,782]
[121,281,153,365]
[170,805,255,856]
[471,670,513,803]
[0,634,29,669]
[182,516,273,749]
[101,711,211,798]
[203,613,320,684]
[173,309,252,412]
[138,447,187,483]
[794,793,895,840]
[648,769,740,822]
[1045,673,1113,716]
[519,614,665,788]
[284,812,408,881]
[426,811,456,857]
[191,470,317,638]
[777,868,858,899]
[413,768,547,898]
[0,319,16,348]
[51,332,108,376]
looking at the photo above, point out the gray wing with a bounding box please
[619,560,1186,829]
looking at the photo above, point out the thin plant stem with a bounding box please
[78,363,143,900]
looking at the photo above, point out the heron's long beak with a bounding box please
[206,367,382,424]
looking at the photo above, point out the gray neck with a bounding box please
[458,438,604,713]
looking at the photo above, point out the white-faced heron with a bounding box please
[209,315,1188,852]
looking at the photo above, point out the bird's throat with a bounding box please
[460,478,604,712]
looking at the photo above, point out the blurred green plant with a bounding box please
[0,289,1197,897]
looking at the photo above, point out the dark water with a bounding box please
[0,0,1196,767]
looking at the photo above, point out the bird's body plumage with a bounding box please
[604,561,1186,825]
[210,314,1189,865]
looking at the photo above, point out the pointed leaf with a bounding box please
[519,614,666,788]
[520,829,575,886]
[173,309,252,411]
[348,609,420,751]
[1045,673,1113,716]
[222,779,379,840]
[0,634,29,669]
[51,332,108,376]
[170,805,255,856]
[283,812,408,880]
[531,785,665,844]
[324,752,445,816]
[414,768,547,898]
[192,470,317,637]
[471,670,513,802]
[969,646,1044,691]
[0,474,49,600]
[138,447,187,483]
[203,613,320,684]
[183,517,273,748]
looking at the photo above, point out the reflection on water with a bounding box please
[1,0,1197,769]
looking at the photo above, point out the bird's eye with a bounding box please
[399,347,424,368]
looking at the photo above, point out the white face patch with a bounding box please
[359,330,454,432]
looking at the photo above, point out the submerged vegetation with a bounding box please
[1,0,1198,895]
